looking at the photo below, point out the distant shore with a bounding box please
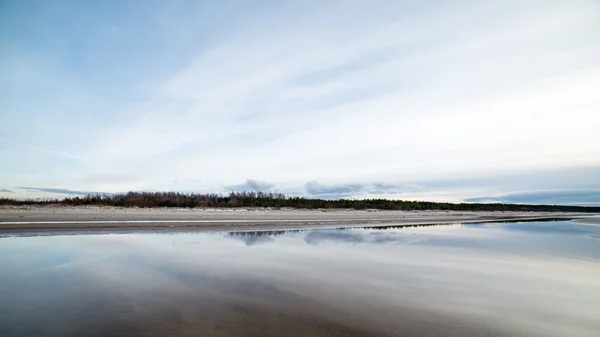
[0,205,595,232]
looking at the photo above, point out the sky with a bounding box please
[1,0,599,205]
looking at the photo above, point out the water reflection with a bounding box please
[225,219,600,248]
[228,228,427,246]
[303,230,426,245]
[228,230,300,246]
[1,220,599,337]
[488,221,600,235]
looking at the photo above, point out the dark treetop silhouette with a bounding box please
[2,191,599,213]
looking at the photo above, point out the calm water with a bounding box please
[1,220,599,337]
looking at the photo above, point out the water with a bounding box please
[1,220,599,336]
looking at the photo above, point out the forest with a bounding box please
[1,191,599,213]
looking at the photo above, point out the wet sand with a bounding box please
[1,273,512,337]
[0,206,591,231]
[1,270,510,337]
[3,221,599,336]
[572,216,600,225]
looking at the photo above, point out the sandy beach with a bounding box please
[0,205,593,231]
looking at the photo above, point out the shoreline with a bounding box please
[1,205,596,232]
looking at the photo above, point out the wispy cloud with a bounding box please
[0,138,82,161]
[171,178,203,184]
[1,1,599,203]
[0,188,14,193]
[18,187,111,196]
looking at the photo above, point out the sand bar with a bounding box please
[1,205,596,232]
[571,215,600,226]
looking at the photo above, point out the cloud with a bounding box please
[464,190,600,206]
[227,179,274,192]
[420,166,600,191]
[1,1,599,199]
[304,181,365,198]
[171,178,202,184]
[303,181,426,199]
[18,187,111,196]
[0,138,83,161]
[0,188,14,193]
[369,182,424,195]
[7,165,600,206]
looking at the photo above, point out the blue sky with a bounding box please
[1,0,599,204]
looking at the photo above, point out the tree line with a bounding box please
[1,191,599,213]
